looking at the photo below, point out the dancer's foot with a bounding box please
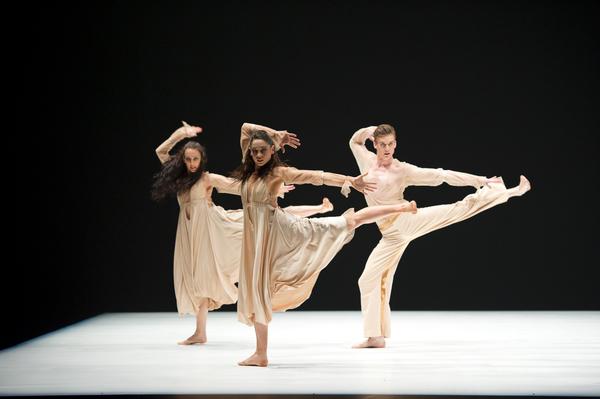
[352,336,386,348]
[517,175,531,196]
[238,352,268,367]
[402,200,417,214]
[320,197,334,214]
[178,334,207,345]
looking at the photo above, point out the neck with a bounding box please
[376,157,393,168]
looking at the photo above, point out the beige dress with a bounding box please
[236,123,355,326]
[156,131,241,314]
[172,174,243,314]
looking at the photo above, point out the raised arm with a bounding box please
[240,122,300,161]
[349,126,377,173]
[404,162,487,188]
[275,167,376,197]
[206,172,241,196]
[155,121,202,164]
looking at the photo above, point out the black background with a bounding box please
[6,1,598,349]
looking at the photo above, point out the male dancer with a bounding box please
[349,124,531,348]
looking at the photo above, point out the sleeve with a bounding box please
[276,167,353,197]
[155,128,188,164]
[349,127,377,173]
[207,172,242,195]
[403,162,485,188]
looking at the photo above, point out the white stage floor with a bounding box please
[0,311,599,396]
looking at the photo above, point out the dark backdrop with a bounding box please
[6,1,598,349]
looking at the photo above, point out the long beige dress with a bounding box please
[236,123,356,326]
[156,131,241,314]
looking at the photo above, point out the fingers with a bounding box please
[181,121,202,136]
[281,135,301,151]
[363,182,378,192]
[287,136,301,148]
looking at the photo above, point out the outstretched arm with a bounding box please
[207,172,241,196]
[155,121,202,164]
[404,162,493,188]
[349,126,377,173]
[240,122,300,161]
[275,167,377,197]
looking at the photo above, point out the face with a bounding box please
[374,134,396,162]
[183,148,202,173]
[250,139,274,168]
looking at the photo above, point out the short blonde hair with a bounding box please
[373,124,396,142]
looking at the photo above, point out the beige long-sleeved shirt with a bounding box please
[349,127,486,207]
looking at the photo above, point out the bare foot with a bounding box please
[400,200,417,214]
[320,197,334,213]
[517,175,531,196]
[238,352,268,367]
[178,334,207,345]
[352,336,386,349]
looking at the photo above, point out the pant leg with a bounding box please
[396,181,511,240]
[358,182,511,338]
[358,228,409,338]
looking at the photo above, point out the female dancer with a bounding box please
[152,122,334,345]
[231,123,418,366]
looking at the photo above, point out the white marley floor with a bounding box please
[0,311,599,396]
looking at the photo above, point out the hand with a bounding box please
[277,184,295,198]
[366,126,377,143]
[281,184,295,194]
[351,172,377,193]
[408,200,417,214]
[280,131,301,153]
[181,121,202,138]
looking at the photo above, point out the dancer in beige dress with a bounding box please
[152,122,335,345]
[349,124,532,348]
[231,123,419,367]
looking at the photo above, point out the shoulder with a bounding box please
[273,166,292,175]
[398,160,415,169]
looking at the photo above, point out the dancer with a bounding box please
[232,123,418,367]
[152,122,334,345]
[349,124,531,348]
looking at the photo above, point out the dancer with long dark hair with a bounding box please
[231,123,418,366]
[152,122,334,345]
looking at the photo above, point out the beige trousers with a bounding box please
[358,183,511,337]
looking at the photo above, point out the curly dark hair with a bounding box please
[230,130,287,183]
[151,141,208,201]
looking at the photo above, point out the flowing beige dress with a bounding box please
[156,130,242,314]
[235,123,356,326]
[172,174,243,314]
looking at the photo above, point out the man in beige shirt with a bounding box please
[349,124,531,348]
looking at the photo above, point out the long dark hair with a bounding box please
[151,141,208,201]
[230,130,287,183]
